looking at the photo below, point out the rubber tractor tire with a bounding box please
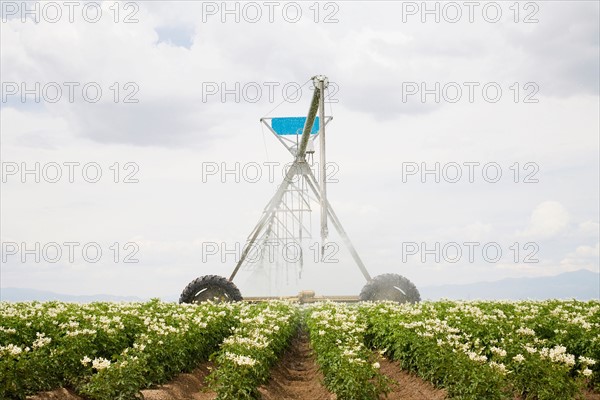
[359,273,421,303]
[179,275,243,304]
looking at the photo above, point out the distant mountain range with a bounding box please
[420,269,599,301]
[1,269,598,302]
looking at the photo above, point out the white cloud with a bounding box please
[560,243,600,273]
[517,201,570,238]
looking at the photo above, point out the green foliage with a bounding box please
[361,300,598,400]
[306,302,390,400]
[1,300,598,400]
[0,301,238,399]
[208,301,300,400]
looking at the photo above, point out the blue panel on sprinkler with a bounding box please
[271,117,320,135]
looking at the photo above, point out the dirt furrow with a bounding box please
[377,356,448,400]
[28,363,217,400]
[259,331,334,400]
[27,388,83,400]
[141,363,216,400]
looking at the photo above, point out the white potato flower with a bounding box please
[32,333,52,349]
[489,361,507,375]
[516,327,536,336]
[490,346,507,357]
[579,356,596,366]
[92,357,111,370]
[513,354,525,363]
[224,352,257,367]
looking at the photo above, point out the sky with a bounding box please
[1,1,599,299]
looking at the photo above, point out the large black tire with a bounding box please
[179,275,243,303]
[359,273,420,303]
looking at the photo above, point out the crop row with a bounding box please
[0,300,237,399]
[0,300,300,400]
[306,302,388,399]
[361,300,599,400]
[208,301,299,399]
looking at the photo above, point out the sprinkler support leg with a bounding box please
[304,170,372,282]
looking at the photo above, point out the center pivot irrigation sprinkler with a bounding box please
[179,75,420,304]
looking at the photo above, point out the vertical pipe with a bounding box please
[318,78,328,248]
